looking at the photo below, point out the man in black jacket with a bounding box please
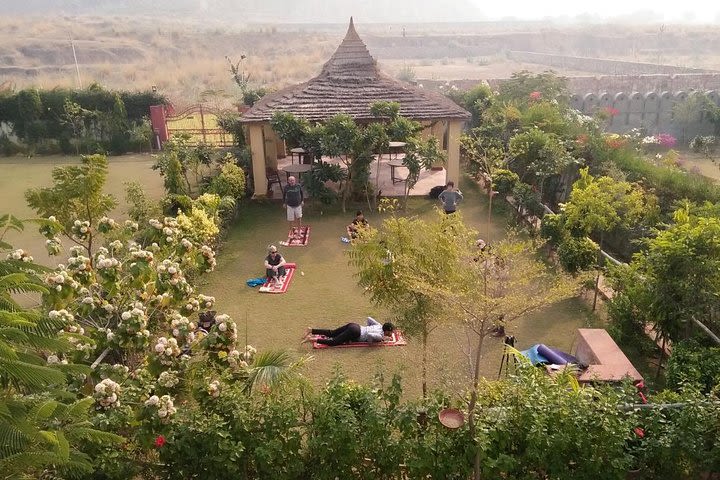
[283,176,304,233]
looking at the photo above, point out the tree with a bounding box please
[497,70,569,106]
[672,93,710,144]
[508,127,571,200]
[347,207,470,397]
[562,167,656,310]
[61,99,95,155]
[25,154,117,260]
[0,215,123,478]
[609,206,720,350]
[420,236,576,480]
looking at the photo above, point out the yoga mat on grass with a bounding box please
[258,263,296,294]
[521,344,578,366]
[282,226,310,246]
[312,330,407,349]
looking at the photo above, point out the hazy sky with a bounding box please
[472,0,715,23]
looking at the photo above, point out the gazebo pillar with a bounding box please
[248,123,267,197]
[446,120,463,186]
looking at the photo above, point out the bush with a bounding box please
[207,162,246,199]
[612,148,720,210]
[665,340,720,393]
[557,236,598,273]
[492,168,519,195]
[539,213,566,246]
[512,182,545,218]
[162,194,193,216]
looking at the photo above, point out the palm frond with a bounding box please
[0,358,66,390]
[244,350,311,394]
[64,427,124,445]
[0,421,30,458]
[0,311,37,329]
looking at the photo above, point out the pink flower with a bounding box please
[529,91,542,101]
[154,435,166,448]
[634,427,645,439]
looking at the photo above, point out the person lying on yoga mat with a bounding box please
[264,245,287,284]
[346,210,369,239]
[301,317,394,346]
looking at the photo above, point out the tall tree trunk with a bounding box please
[469,328,487,480]
[422,329,428,398]
[592,232,604,311]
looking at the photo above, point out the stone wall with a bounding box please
[418,74,720,139]
[507,51,715,76]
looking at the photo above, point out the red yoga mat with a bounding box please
[259,263,296,294]
[284,226,310,246]
[312,330,407,349]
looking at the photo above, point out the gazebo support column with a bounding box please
[446,120,462,186]
[249,124,267,197]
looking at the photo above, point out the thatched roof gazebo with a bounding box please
[241,18,471,196]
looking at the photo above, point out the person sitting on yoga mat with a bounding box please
[301,317,394,346]
[346,210,369,239]
[264,245,287,284]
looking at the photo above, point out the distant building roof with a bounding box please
[240,18,470,123]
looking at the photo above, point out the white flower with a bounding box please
[155,343,165,353]
[218,322,227,332]
[145,395,160,406]
[82,297,94,304]
[121,311,131,321]
[47,354,60,364]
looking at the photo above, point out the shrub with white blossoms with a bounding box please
[71,220,91,240]
[45,237,62,256]
[157,370,180,389]
[108,239,124,252]
[227,349,248,369]
[7,248,33,263]
[202,314,238,361]
[156,259,192,299]
[94,378,121,409]
[97,216,118,234]
[95,250,121,284]
[66,247,93,285]
[45,268,80,296]
[181,294,215,315]
[169,312,196,346]
[199,245,217,273]
[144,394,177,421]
[124,219,139,232]
[154,336,181,365]
[148,217,180,246]
[113,302,151,350]
[207,380,221,398]
[242,344,257,362]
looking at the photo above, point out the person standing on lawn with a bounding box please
[283,176,304,235]
[438,181,463,214]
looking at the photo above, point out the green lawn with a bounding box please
[204,178,597,397]
[0,154,165,266]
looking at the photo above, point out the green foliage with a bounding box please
[508,127,570,189]
[665,340,720,393]
[216,111,247,148]
[0,85,164,153]
[270,111,310,149]
[539,212,565,245]
[25,154,117,256]
[124,181,160,224]
[609,209,720,345]
[396,64,416,83]
[207,162,246,199]
[689,134,718,160]
[369,100,401,119]
[557,236,599,273]
[497,70,569,106]
[492,168,519,195]
[446,83,494,128]
[611,147,720,210]
[511,182,545,218]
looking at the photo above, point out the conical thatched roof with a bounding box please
[240,18,470,123]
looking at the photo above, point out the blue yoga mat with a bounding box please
[520,344,578,366]
[246,277,266,287]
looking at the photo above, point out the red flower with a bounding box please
[529,91,542,101]
[603,106,620,117]
[154,435,166,448]
[634,427,645,439]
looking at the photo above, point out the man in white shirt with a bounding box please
[301,317,394,346]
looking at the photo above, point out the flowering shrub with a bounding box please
[97,216,118,234]
[6,248,33,262]
[94,378,122,409]
[642,133,676,151]
[144,394,177,421]
[177,207,219,245]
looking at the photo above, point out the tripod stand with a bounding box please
[497,335,517,379]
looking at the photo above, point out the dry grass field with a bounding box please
[3,16,720,104]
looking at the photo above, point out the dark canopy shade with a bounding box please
[240,18,471,123]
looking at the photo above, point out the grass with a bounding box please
[204,177,598,397]
[0,153,165,266]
